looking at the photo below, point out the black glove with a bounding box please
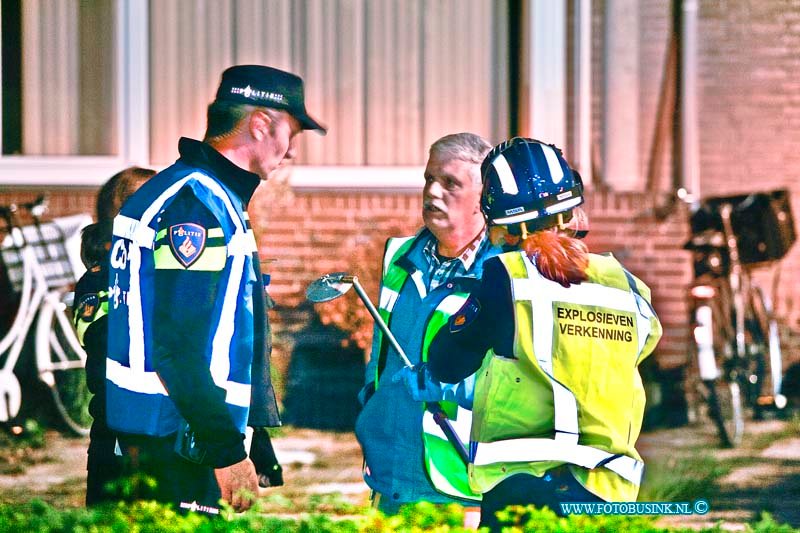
[250,429,283,488]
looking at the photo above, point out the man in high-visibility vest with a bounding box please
[422,137,662,531]
[354,132,500,517]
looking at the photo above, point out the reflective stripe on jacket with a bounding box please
[106,167,258,437]
[469,251,662,502]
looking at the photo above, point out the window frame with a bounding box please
[0,0,485,192]
[0,0,149,186]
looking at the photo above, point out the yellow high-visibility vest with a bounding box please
[469,251,662,502]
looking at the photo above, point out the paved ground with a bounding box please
[640,418,800,530]
[0,427,370,513]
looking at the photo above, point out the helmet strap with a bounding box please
[520,222,530,240]
[556,213,567,230]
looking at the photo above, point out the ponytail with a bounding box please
[520,229,589,287]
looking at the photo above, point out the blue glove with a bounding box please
[393,364,449,403]
[357,382,376,407]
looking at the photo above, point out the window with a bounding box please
[1,0,508,187]
[0,0,148,185]
[148,0,509,168]
[2,0,116,156]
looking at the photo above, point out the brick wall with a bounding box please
[695,0,800,327]
[2,179,798,426]
[2,183,797,366]
[0,185,693,369]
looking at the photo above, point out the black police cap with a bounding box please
[215,65,327,135]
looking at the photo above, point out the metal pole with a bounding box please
[344,275,469,464]
[347,276,413,368]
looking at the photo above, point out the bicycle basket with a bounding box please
[0,214,92,293]
[686,189,796,274]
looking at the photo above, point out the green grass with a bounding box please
[639,453,730,502]
[748,415,800,451]
[0,419,47,475]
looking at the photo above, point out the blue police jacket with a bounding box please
[106,138,280,468]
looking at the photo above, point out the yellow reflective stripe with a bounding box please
[373,235,416,386]
[498,253,536,366]
[76,319,90,345]
[382,236,414,276]
[585,253,638,294]
[153,244,227,271]
[75,301,108,345]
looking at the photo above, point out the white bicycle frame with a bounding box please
[0,219,89,424]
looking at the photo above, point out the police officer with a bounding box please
[73,166,155,506]
[105,65,325,513]
[422,138,662,531]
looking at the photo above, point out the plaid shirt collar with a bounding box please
[422,227,489,290]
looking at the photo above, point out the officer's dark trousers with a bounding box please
[118,434,222,514]
[85,435,122,506]
[480,467,603,531]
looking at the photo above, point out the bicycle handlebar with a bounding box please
[0,195,55,254]
[0,195,48,224]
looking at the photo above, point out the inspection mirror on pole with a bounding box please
[305,272,355,303]
[305,272,468,465]
[306,272,412,368]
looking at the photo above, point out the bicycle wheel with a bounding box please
[35,293,91,436]
[690,283,746,447]
[749,286,786,412]
[705,374,744,447]
[743,309,767,419]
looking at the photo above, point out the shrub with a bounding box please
[1,500,797,533]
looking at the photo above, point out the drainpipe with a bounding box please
[678,0,700,198]
[603,0,639,191]
[573,0,592,186]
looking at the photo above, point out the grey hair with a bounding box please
[204,103,284,144]
[428,132,492,184]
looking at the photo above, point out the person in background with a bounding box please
[354,132,499,523]
[105,65,324,513]
[422,137,662,531]
[73,166,155,506]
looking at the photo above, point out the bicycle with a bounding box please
[684,189,794,447]
[0,196,93,436]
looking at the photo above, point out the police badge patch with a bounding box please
[77,293,100,322]
[449,295,481,333]
[169,223,207,268]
